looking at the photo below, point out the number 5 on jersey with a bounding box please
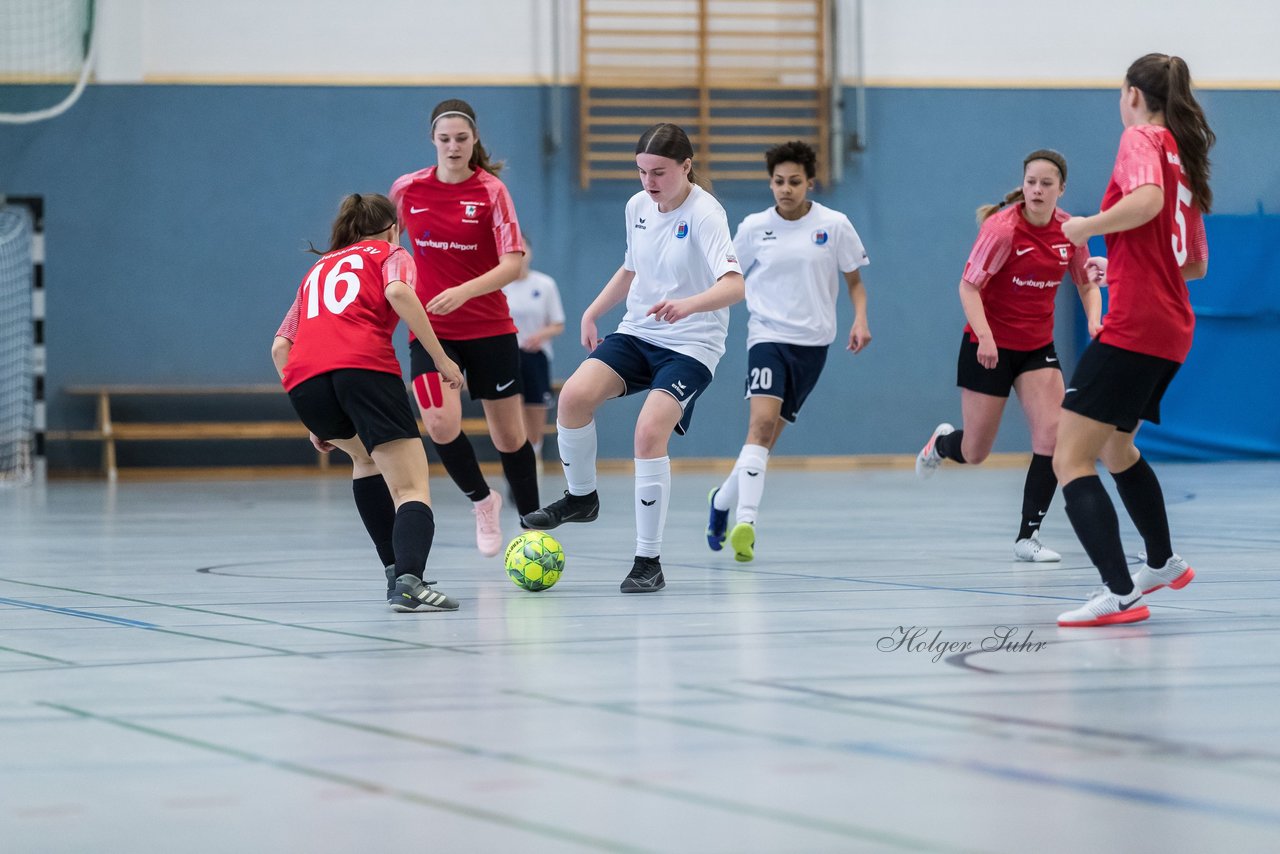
[303,255,364,317]
[1171,182,1193,266]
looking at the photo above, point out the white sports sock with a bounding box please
[735,444,769,525]
[634,456,670,558]
[531,439,543,457]
[557,420,598,496]
[714,457,738,511]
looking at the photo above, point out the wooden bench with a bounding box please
[50,383,556,480]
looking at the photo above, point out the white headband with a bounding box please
[431,110,476,131]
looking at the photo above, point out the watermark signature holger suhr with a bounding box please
[877,626,1049,663]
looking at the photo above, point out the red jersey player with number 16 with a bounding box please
[391,98,537,559]
[1054,53,1215,627]
[272,193,463,613]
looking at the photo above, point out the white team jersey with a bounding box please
[619,184,742,374]
[734,201,869,349]
[503,270,565,358]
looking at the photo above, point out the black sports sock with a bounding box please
[500,440,541,517]
[431,431,491,501]
[392,501,435,580]
[1017,453,1057,541]
[1112,456,1173,568]
[352,473,397,567]
[936,430,966,463]
[1062,476,1133,595]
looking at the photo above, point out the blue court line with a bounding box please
[0,597,158,629]
[514,688,1280,830]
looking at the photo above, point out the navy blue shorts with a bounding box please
[519,350,554,405]
[745,342,829,423]
[589,333,713,436]
[1063,340,1180,433]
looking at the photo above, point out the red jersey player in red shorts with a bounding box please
[272,193,463,612]
[1054,54,1215,627]
[391,98,537,558]
[916,150,1102,564]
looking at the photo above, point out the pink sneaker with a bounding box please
[472,491,504,557]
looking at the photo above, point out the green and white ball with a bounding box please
[504,531,565,591]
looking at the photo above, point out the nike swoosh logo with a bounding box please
[1117,596,1142,611]
[1037,510,1047,516]
[1046,357,1058,363]
[746,471,760,477]
[640,499,656,506]
[1016,247,1034,256]
[410,206,429,214]
[495,379,515,392]
[1065,388,1077,394]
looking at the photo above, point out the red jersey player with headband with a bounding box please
[916,150,1102,565]
[272,192,463,613]
[390,98,538,559]
[1054,53,1214,627]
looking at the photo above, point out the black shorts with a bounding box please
[287,369,420,454]
[588,333,713,436]
[409,333,522,405]
[956,334,1061,398]
[1062,340,1181,433]
[519,350,554,406]
[744,341,829,423]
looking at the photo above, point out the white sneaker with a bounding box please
[915,423,954,479]
[1014,532,1062,563]
[472,491,504,557]
[1133,554,1195,595]
[1057,586,1149,627]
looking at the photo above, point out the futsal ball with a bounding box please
[504,531,565,592]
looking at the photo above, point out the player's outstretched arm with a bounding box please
[647,271,745,323]
[386,281,464,388]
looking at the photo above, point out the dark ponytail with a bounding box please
[430,98,503,177]
[636,122,712,193]
[1125,53,1215,213]
[975,149,1068,225]
[310,193,397,255]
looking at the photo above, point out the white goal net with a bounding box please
[0,0,96,124]
[0,206,35,485]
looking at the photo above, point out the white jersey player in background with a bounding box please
[707,140,872,563]
[502,234,565,471]
[521,123,745,593]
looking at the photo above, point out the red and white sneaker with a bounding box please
[1133,554,1195,595]
[1057,587,1149,627]
[915,423,954,480]
[472,491,504,557]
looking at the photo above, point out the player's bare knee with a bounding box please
[633,424,669,459]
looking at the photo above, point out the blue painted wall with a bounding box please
[2,84,1276,466]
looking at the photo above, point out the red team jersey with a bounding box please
[389,166,524,341]
[1097,125,1207,363]
[962,204,1089,351]
[277,241,416,391]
